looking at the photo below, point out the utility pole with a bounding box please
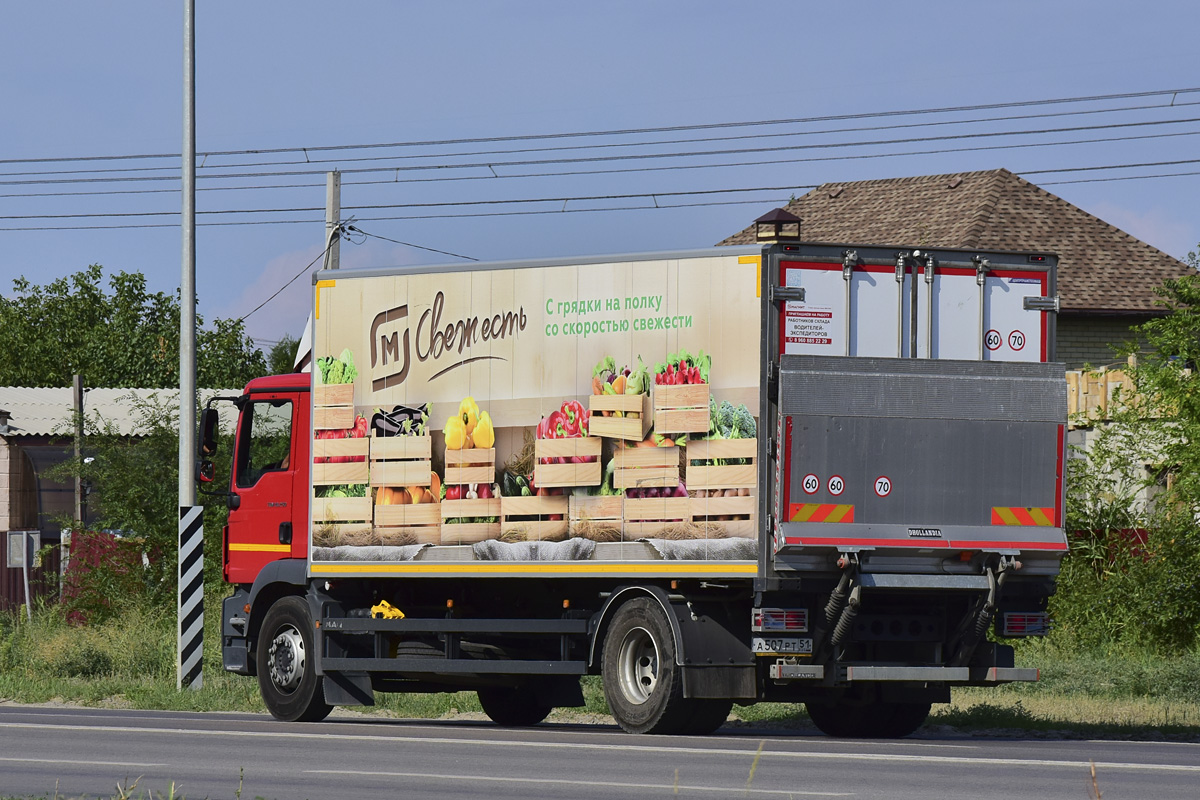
[73,375,83,527]
[177,0,204,692]
[179,1,196,504]
[326,171,341,270]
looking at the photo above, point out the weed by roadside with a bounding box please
[3,592,1200,741]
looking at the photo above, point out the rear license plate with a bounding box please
[751,636,813,655]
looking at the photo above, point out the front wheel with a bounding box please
[602,597,693,734]
[256,596,332,722]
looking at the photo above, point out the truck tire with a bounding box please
[805,700,871,738]
[806,699,930,738]
[257,596,332,722]
[601,597,692,734]
[478,685,553,727]
[678,699,733,735]
[876,702,931,738]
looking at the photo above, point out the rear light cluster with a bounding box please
[1001,612,1051,637]
[752,607,808,633]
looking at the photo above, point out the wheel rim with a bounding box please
[617,625,659,705]
[267,623,306,693]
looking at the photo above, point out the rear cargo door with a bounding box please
[773,355,1068,563]
[761,245,1067,571]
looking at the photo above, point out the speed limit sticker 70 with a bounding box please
[801,474,820,495]
[874,476,892,498]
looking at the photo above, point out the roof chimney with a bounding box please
[754,208,802,242]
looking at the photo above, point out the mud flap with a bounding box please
[324,671,374,707]
[682,666,756,699]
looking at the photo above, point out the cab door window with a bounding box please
[235,400,293,488]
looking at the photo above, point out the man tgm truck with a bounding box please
[202,239,1066,736]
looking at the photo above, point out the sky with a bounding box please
[2,1,1198,352]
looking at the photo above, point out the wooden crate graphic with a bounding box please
[534,437,602,488]
[444,448,496,487]
[500,495,568,540]
[686,438,757,491]
[374,502,441,545]
[588,394,652,441]
[440,497,501,545]
[653,384,711,434]
[689,494,756,538]
[568,495,623,535]
[312,437,370,485]
[613,446,679,490]
[623,497,691,537]
[370,435,432,488]
[313,384,355,431]
[312,496,373,545]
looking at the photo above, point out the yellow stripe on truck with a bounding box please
[315,279,336,319]
[229,543,292,553]
[739,255,763,298]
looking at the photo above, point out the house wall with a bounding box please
[1,438,38,532]
[1057,315,1150,370]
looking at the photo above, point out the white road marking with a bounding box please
[306,769,854,797]
[0,756,168,768]
[0,709,976,749]
[0,721,1197,773]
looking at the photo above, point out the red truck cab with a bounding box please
[221,374,310,583]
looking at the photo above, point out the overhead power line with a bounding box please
[4,113,1200,189]
[7,98,1200,181]
[3,85,1198,167]
[350,227,478,261]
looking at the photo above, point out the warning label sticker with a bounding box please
[784,306,833,345]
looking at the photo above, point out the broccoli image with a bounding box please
[731,404,756,439]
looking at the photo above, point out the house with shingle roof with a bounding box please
[0,387,236,537]
[719,168,1194,368]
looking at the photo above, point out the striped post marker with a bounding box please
[178,506,204,690]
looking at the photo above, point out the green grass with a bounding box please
[3,598,1199,740]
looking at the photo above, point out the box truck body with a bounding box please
[208,241,1066,736]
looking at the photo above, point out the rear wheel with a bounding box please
[805,699,873,738]
[257,596,332,722]
[478,685,553,727]
[876,702,931,738]
[678,699,733,735]
[806,697,930,738]
[602,597,692,734]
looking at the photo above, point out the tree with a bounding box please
[1052,247,1200,653]
[49,393,233,618]
[268,334,301,375]
[0,265,267,388]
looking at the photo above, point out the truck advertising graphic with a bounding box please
[204,240,1066,736]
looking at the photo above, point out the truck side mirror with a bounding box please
[199,407,219,458]
[197,459,215,484]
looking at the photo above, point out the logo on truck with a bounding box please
[370,291,527,391]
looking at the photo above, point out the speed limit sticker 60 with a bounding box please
[874,476,892,497]
[801,474,820,495]
[828,475,845,496]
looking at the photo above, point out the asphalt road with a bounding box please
[0,705,1196,800]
